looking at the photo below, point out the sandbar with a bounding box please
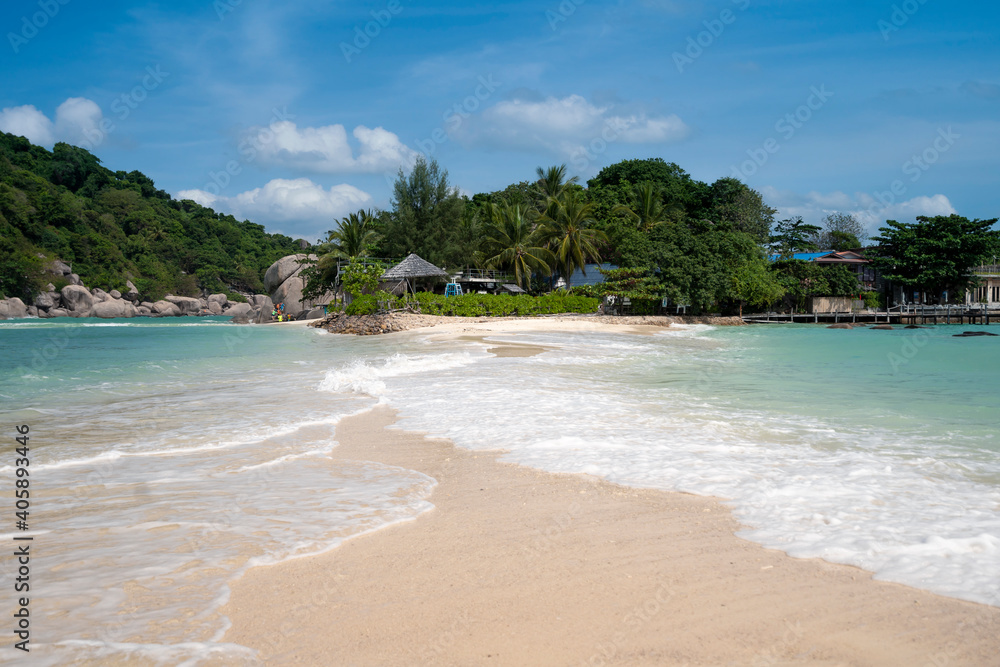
[222,403,999,665]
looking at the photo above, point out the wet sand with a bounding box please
[222,405,999,666]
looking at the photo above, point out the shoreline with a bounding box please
[310,312,745,335]
[222,405,999,666]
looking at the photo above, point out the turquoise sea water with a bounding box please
[1,318,998,664]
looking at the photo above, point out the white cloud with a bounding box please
[0,105,55,145]
[53,98,104,146]
[0,98,108,148]
[451,94,689,159]
[177,178,372,239]
[243,121,417,173]
[761,186,958,236]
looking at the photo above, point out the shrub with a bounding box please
[408,291,598,317]
[344,290,402,315]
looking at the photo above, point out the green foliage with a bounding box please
[730,256,786,313]
[0,131,303,301]
[708,178,776,245]
[339,290,598,317]
[772,260,860,310]
[869,215,1000,300]
[860,290,882,309]
[0,232,45,300]
[651,219,761,313]
[378,156,466,269]
[341,260,385,298]
[593,267,662,298]
[588,158,708,217]
[769,217,822,257]
[325,209,379,259]
[817,212,865,250]
[538,188,607,289]
[612,181,681,233]
[481,200,555,291]
[344,290,399,315]
[303,210,381,302]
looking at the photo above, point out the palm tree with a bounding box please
[539,190,608,290]
[612,181,680,233]
[481,201,555,291]
[325,209,378,259]
[535,164,579,217]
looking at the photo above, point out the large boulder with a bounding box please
[223,302,252,318]
[92,300,137,319]
[249,296,274,324]
[91,288,112,303]
[207,293,229,309]
[47,308,70,318]
[68,274,82,286]
[304,307,326,320]
[0,298,28,319]
[61,285,94,313]
[163,295,202,315]
[151,300,182,317]
[136,306,152,316]
[271,276,308,316]
[33,292,57,310]
[264,255,314,293]
[50,260,72,276]
[208,301,223,315]
[109,289,122,299]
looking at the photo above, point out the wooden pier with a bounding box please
[744,305,996,325]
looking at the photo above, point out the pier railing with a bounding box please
[454,268,512,283]
[972,263,1000,276]
[744,304,995,324]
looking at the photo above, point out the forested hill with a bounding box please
[0,132,305,302]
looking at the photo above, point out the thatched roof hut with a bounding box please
[382,253,448,295]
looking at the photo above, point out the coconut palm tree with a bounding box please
[535,164,579,200]
[539,190,608,290]
[612,181,680,233]
[535,164,579,218]
[481,201,555,291]
[325,209,378,259]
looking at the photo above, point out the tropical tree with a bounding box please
[481,201,555,291]
[816,212,866,250]
[709,177,777,245]
[379,156,466,268]
[457,202,483,266]
[869,215,1000,302]
[588,158,707,219]
[769,217,821,258]
[539,190,607,289]
[730,255,786,316]
[612,181,680,233]
[325,209,378,259]
[535,164,579,209]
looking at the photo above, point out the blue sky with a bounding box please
[1,0,998,242]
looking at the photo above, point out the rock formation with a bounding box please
[263,254,333,317]
[0,254,331,322]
